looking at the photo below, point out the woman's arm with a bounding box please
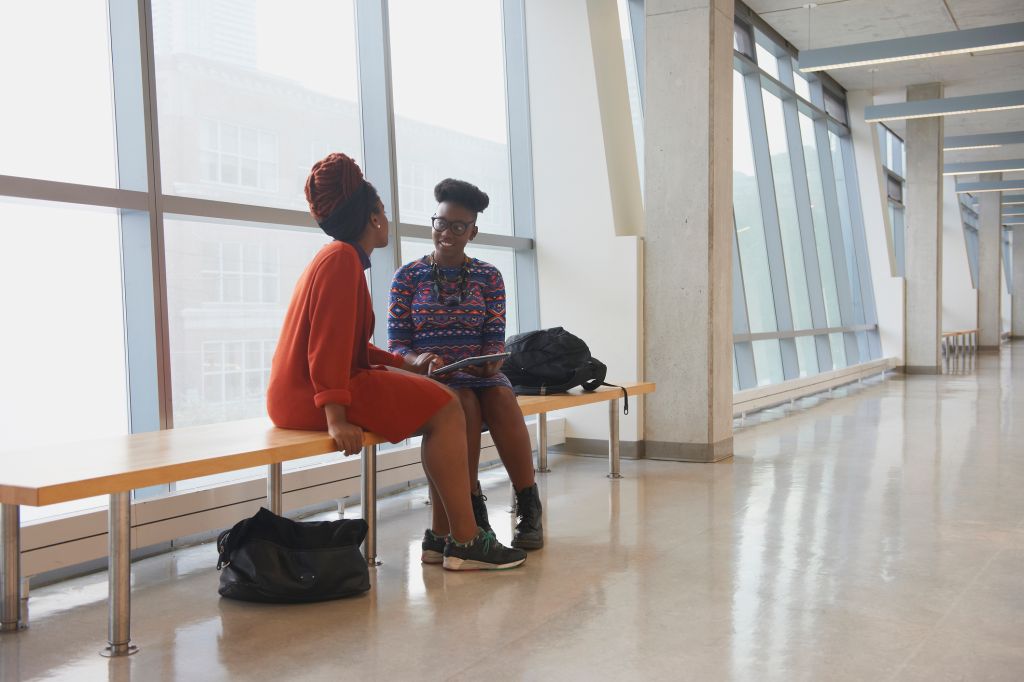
[481,265,507,355]
[387,264,417,358]
[307,251,362,409]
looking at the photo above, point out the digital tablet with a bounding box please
[429,352,511,377]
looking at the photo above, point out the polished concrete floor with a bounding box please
[2,344,1022,681]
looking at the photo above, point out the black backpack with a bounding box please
[503,327,628,413]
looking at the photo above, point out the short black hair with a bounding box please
[434,178,489,213]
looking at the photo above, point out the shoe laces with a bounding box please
[479,528,497,554]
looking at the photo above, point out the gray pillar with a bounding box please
[977,173,1002,350]
[643,0,733,462]
[903,83,943,373]
[1014,227,1024,338]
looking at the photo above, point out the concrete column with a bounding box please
[1014,227,1024,338]
[643,0,733,462]
[903,83,943,373]
[977,173,1003,349]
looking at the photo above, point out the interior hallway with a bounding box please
[2,344,1022,681]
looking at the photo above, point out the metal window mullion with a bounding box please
[839,134,882,358]
[810,80,860,365]
[732,223,757,390]
[503,0,540,333]
[779,89,833,372]
[743,69,799,380]
[0,175,148,211]
[356,0,402,343]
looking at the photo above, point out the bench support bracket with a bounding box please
[362,444,381,566]
[100,492,137,657]
[608,400,622,479]
[267,462,283,515]
[1,504,23,632]
[536,414,550,473]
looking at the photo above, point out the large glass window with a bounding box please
[732,19,880,389]
[389,0,513,234]
[152,0,362,211]
[0,0,117,186]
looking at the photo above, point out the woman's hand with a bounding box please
[464,357,504,378]
[324,404,363,456]
[405,352,444,375]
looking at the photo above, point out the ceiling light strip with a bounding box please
[955,180,1024,194]
[799,22,1024,72]
[944,131,1024,150]
[944,159,1024,175]
[865,91,1024,123]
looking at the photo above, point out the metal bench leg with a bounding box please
[1,504,23,633]
[362,444,381,566]
[101,492,137,657]
[536,414,550,473]
[608,399,622,480]
[267,462,283,515]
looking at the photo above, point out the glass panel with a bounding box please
[799,112,842,327]
[389,0,512,235]
[762,90,813,330]
[795,336,818,377]
[829,333,847,369]
[166,219,330,430]
[755,43,779,80]
[399,238,519,336]
[752,339,784,386]
[1,200,128,522]
[0,0,117,186]
[793,69,811,101]
[152,0,361,211]
[618,0,644,189]
[733,73,777,334]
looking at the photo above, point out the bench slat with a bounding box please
[0,382,654,507]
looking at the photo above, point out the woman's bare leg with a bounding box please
[457,388,484,488]
[419,396,477,541]
[478,386,536,492]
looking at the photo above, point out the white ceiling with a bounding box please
[746,0,1024,175]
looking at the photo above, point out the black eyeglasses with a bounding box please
[431,216,474,236]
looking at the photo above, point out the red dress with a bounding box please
[267,241,451,441]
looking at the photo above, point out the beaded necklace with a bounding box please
[429,253,470,306]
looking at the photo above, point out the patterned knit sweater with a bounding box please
[388,256,511,389]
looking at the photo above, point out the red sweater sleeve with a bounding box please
[307,251,360,408]
[369,343,404,368]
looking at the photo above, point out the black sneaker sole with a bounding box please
[511,536,544,550]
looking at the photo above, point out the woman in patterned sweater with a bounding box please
[389,179,544,557]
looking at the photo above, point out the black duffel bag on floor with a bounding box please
[216,507,370,603]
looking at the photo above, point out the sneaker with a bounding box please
[512,483,544,549]
[443,528,527,571]
[421,529,446,564]
[471,486,492,533]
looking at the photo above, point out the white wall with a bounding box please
[848,92,905,363]
[941,175,978,331]
[525,0,643,443]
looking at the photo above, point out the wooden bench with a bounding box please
[942,328,978,356]
[0,381,653,656]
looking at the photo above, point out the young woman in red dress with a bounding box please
[266,153,524,571]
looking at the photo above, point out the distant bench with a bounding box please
[0,381,654,656]
[941,328,978,356]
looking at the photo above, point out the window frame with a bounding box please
[0,0,540,557]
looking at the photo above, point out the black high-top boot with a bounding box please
[471,481,492,533]
[512,483,544,549]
